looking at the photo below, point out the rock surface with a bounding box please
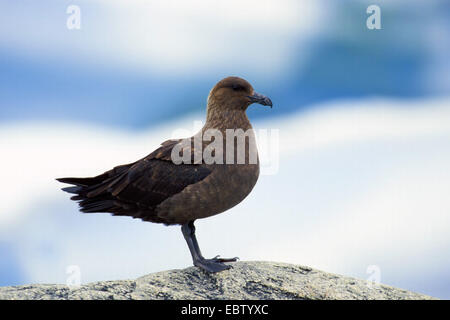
[0,261,434,300]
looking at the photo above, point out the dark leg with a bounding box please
[181,221,238,273]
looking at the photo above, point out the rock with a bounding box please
[0,261,434,300]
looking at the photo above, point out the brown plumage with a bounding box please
[57,76,272,272]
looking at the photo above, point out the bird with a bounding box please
[57,76,273,273]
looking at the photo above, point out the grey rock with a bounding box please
[0,261,434,300]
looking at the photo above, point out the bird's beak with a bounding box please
[248,92,273,108]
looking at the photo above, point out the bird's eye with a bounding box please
[232,84,245,91]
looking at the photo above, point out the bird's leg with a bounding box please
[181,221,238,273]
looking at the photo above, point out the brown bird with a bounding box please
[57,76,272,272]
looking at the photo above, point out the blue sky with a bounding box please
[1,0,450,298]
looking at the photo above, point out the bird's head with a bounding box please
[207,76,272,111]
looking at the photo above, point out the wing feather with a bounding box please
[57,139,211,224]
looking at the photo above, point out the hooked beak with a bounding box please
[248,92,273,108]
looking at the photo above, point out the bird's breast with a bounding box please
[155,139,260,224]
[155,162,259,224]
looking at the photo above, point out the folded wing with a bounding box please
[57,139,211,224]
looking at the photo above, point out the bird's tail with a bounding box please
[57,176,100,194]
[57,163,133,213]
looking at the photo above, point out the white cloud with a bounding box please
[269,98,450,155]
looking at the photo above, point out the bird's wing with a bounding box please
[58,139,212,223]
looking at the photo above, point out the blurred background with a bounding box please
[1,0,450,298]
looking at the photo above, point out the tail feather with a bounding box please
[57,163,134,214]
[56,177,103,187]
[61,186,83,194]
[79,199,116,213]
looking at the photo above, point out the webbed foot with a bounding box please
[194,256,237,273]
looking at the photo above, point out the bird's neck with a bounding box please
[204,105,252,132]
[200,104,258,166]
